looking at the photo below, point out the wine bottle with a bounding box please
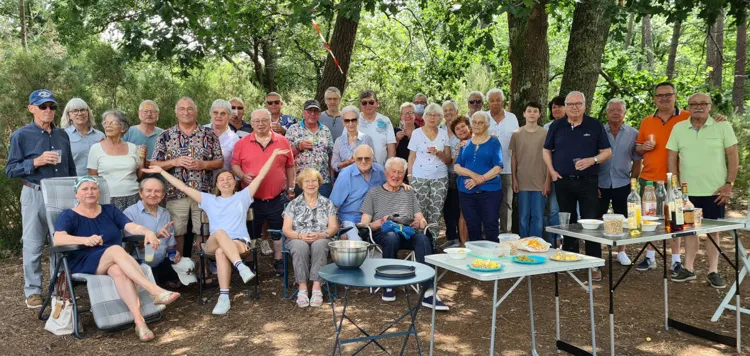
[627,178,643,236]
[670,175,684,231]
[682,182,695,229]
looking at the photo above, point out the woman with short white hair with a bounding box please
[205,99,240,174]
[407,103,452,225]
[331,105,374,172]
[61,98,105,176]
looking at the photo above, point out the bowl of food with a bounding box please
[444,247,470,260]
[642,216,660,222]
[329,240,371,269]
[642,221,661,232]
[579,219,604,230]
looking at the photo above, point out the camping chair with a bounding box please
[197,209,259,305]
[357,221,439,293]
[267,227,352,300]
[37,177,162,338]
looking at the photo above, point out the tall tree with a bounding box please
[508,1,549,122]
[706,10,725,89]
[19,0,27,51]
[666,20,681,80]
[559,0,616,110]
[641,15,654,72]
[732,6,747,113]
[625,13,635,50]
[314,0,363,104]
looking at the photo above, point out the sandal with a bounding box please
[135,325,154,342]
[296,291,310,308]
[151,291,180,306]
[310,290,324,307]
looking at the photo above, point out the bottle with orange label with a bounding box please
[627,178,642,236]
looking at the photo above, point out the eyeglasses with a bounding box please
[231,106,244,110]
[565,102,584,108]
[325,97,340,101]
[251,118,271,124]
[266,100,281,105]
[102,120,121,127]
[654,93,675,99]
[688,102,711,108]
[401,112,415,116]
[38,103,57,111]
[355,157,372,162]
[344,119,358,124]
[468,100,482,105]
[177,107,196,112]
[69,109,87,114]
[139,110,158,115]
[361,100,376,106]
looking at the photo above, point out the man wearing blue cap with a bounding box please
[5,89,76,308]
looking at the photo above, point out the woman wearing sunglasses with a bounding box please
[357,90,396,165]
[331,106,374,173]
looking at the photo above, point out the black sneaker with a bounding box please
[635,258,656,272]
[707,272,726,289]
[672,267,696,282]
[422,294,449,311]
[671,261,682,278]
[274,259,284,276]
[382,288,396,302]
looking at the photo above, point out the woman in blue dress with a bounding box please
[54,176,180,342]
[142,148,288,315]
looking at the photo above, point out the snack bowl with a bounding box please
[444,248,471,260]
[579,219,604,230]
[642,221,661,232]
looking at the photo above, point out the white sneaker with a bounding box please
[260,240,273,256]
[212,296,231,315]
[238,265,255,283]
[617,252,632,266]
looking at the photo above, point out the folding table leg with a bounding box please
[429,266,438,356]
[608,245,615,356]
[555,272,560,354]
[489,279,499,355]
[588,268,597,356]
[528,276,539,356]
[663,239,669,331]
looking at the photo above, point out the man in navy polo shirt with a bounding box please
[543,91,612,281]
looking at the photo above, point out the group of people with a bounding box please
[5,81,738,341]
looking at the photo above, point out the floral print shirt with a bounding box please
[272,114,298,134]
[283,194,338,234]
[286,123,334,184]
[152,125,223,200]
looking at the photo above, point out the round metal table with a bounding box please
[319,258,435,356]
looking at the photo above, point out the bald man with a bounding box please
[329,145,387,241]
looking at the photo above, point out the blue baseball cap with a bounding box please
[29,89,57,106]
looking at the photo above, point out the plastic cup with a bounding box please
[559,212,571,227]
[693,208,703,227]
[52,150,62,164]
[144,243,155,262]
[648,134,655,144]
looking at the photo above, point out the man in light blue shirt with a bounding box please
[598,98,641,266]
[122,100,165,158]
[329,145,386,241]
[123,177,179,288]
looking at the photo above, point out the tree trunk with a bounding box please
[508,1,549,123]
[559,0,615,112]
[732,8,747,114]
[19,0,27,51]
[642,15,654,72]
[666,20,681,80]
[314,0,362,106]
[706,11,725,89]
[262,38,276,92]
[625,13,634,50]
[250,37,264,89]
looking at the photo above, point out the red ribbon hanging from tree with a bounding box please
[312,20,344,74]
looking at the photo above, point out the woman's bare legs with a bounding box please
[107,265,148,329]
[96,246,166,296]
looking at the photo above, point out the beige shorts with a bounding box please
[166,197,203,236]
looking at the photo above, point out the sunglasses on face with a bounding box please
[232,106,244,110]
[344,119,358,124]
[38,103,58,111]
[361,100,376,106]
[266,100,281,105]
[468,100,482,105]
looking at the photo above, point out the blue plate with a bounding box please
[466,264,504,273]
[512,255,547,265]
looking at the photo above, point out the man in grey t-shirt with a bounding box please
[319,87,344,140]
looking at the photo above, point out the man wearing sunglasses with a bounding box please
[466,91,485,118]
[6,89,76,309]
[264,92,297,135]
[228,97,253,138]
[329,145,386,241]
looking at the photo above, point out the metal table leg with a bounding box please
[489,279,499,355]
[588,268,597,356]
[528,276,539,356]
[608,245,615,356]
[429,266,438,356]
[663,239,669,331]
[555,272,560,354]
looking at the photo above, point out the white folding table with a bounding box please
[547,219,747,355]
[426,250,605,356]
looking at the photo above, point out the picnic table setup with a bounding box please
[547,217,749,355]
[426,238,605,356]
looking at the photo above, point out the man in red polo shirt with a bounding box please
[232,108,295,276]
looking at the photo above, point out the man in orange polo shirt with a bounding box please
[231,108,296,276]
[634,82,688,275]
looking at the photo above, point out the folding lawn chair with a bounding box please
[37,177,162,338]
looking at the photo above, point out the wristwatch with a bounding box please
[593,157,599,164]
[287,187,295,192]
[726,181,734,187]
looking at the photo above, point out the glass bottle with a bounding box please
[627,178,643,236]
[670,175,684,231]
[664,175,673,232]
[682,182,695,229]
[655,181,667,219]
[642,181,657,217]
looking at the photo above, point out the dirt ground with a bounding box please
[1,220,749,356]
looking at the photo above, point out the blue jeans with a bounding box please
[518,191,545,238]
[545,184,560,244]
[459,189,502,242]
[372,230,433,290]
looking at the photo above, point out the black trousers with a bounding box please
[151,259,179,288]
[555,176,601,258]
[247,193,288,239]
[598,184,630,217]
[443,186,461,241]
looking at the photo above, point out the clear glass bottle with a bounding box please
[627,178,643,236]
[655,181,667,219]
[642,181,657,217]
[682,182,695,229]
[664,174,673,232]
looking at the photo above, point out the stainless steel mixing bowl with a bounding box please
[328,240,371,269]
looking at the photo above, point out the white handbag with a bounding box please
[44,273,75,336]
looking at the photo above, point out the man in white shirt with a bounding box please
[357,90,396,165]
[485,88,519,233]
